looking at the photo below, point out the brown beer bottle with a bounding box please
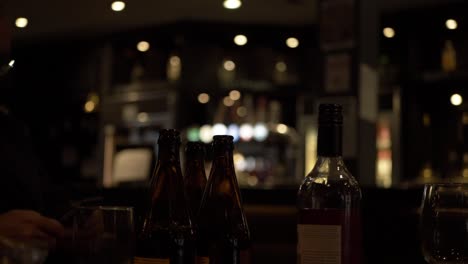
[134,129,195,264]
[197,135,250,264]
[184,142,207,222]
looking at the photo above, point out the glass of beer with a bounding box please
[72,206,134,264]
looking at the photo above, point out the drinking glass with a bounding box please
[0,236,49,264]
[72,206,134,264]
[420,183,468,263]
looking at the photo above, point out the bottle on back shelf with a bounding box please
[441,40,456,72]
[297,104,362,264]
[197,135,250,264]
[267,100,282,125]
[134,129,195,264]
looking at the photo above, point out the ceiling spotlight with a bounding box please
[234,35,248,46]
[137,41,150,52]
[15,17,28,28]
[286,37,299,48]
[84,101,96,113]
[383,27,395,38]
[223,0,242,9]
[111,1,126,12]
[446,19,458,30]
[450,93,463,106]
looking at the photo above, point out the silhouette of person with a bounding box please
[0,7,65,249]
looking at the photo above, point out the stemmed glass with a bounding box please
[72,206,135,264]
[420,183,468,263]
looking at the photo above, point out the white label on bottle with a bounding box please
[133,257,170,264]
[297,224,341,264]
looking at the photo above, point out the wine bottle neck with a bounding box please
[317,124,342,157]
[314,156,345,167]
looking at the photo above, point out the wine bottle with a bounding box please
[297,104,362,264]
[197,135,250,264]
[134,129,195,264]
[184,141,207,222]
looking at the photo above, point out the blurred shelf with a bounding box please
[420,69,468,83]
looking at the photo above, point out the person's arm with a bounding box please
[0,210,64,249]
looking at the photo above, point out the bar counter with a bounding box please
[43,185,426,264]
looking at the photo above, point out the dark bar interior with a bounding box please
[0,0,467,263]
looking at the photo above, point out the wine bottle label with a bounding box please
[297,224,341,264]
[197,256,210,264]
[133,257,170,264]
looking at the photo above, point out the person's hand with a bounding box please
[0,210,65,249]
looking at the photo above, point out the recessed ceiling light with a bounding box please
[136,41,150,52]
[286,37,299,48]
[383,27,395,38]
[234,35,248,46]
[450,93,463,106]
[15,17,28,28]
[111,1,126,12]
[446,19,458,30]
[223,0,242,9]
[84,101,96,113]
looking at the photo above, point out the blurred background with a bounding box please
[1,0,468,263]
